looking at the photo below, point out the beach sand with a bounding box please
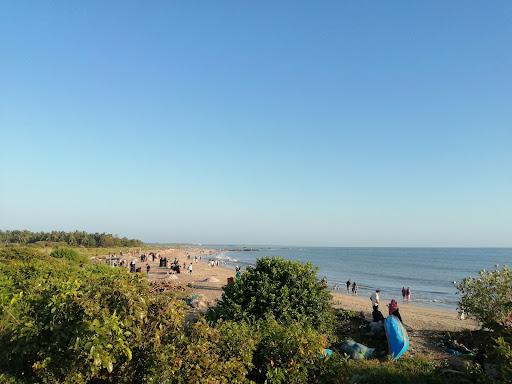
[330,292,477,332]
[141,247,235,304]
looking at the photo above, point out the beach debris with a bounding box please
[148,281,186,293]
[319,348,333,359]
[186,294,209,311]
[340,339,375,360]
[445,339,474,357]
[447,348,474,357]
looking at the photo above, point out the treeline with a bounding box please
[0,230,143,248]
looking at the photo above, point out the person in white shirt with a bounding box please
[370,289,381,310]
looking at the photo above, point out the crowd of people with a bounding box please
[105,250,227,278]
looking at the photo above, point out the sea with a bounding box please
[204,246,511,310]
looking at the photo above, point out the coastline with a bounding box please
[111,246,478,334]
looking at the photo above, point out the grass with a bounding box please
[344,357,451,384]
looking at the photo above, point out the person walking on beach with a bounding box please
[188,263,193,275]
[346,280,351,294]
[351,281,358,295]
[402,287,406,302]
[370,289,380,310]
[406,287,411,302]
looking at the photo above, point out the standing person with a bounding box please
[188,263,193,275]
[402,287,406,302]
[351,281,358,295]
[370,289,380,310]
[388,299,403,323]
[346,280,351,294]
[406,287,411,302]
[146,264,150,274]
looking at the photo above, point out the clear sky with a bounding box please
[1,1,511,246]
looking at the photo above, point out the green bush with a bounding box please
[0,247,187,383]
[153,320,256,383]
[0,246,264,383]
[495,335,512,382]
[456,265,512,383]
[251,316,333,384]
[456,265,512,329]
[0,246,49,262]
[50,247,87,263]
[208,257,335,335]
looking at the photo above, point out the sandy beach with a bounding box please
[145,246,235,303]
[122,247,478,334]
[330,292,477,332]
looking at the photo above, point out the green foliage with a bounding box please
[456,265,512,383]
[209,257,335,335]
[343,357,447,384]
[251,316,333,384]
[0,246,264,383]
[456,265,512,329]
[495,335,512,382]
[0,247,185,383]
[153,320,256,383]
[0,229,143,248]
[0,246,49,262]
[49,247,87,263]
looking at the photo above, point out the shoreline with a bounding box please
[102,246,478,333]
[203,247,486,312]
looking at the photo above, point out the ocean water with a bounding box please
[205,246,511,309]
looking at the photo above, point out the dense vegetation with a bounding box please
[0,230,143,247]
[0,247,342,383]
[456,266,512,382]
[1,245,509,383]
[208,257,335,334]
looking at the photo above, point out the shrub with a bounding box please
[0,246,48,262]
[0,248,187,383]
[495,335,512,382]
[50,247,87,263]
[456,265,512,382]
[250,316,332,384]
[456,265,512,329]
[154,320,256,383]
[0,246,263,383]
[208,257,335,334]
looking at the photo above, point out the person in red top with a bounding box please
[388,299,403,323]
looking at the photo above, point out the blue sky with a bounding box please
[1,1,511,246]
